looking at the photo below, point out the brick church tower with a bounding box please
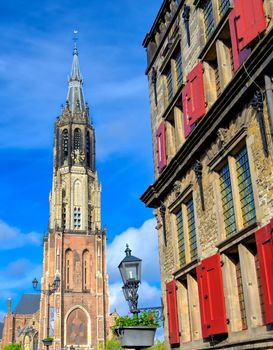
[39,40,109,350]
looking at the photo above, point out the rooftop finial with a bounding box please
[73,30,78,55]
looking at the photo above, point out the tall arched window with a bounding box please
[74,128,82,151]
[82,250,90,290]
[62,129,69,165]
[66,308,88,345]
[65,249,73,290]
[86,130,91,168]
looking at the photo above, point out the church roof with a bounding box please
[67,35,85,113]
[13,294,40,315]
[0,322,3,340]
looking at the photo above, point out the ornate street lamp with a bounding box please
[118,244,142,314]
[32,276,60,349]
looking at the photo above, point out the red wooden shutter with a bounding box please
[229,9,251,72]
[182,84,192,138]
[166,280,180,345]
[255,221,273,324]
[197,253,228,338]
[156,122,167,173]
[234,0,266,51]
[187,62,206,126]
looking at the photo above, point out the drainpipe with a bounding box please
[264,74,273,140]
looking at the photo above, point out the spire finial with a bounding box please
[73,30,78,55]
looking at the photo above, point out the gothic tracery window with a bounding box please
[66,308,88,345]
[62,129,69,163]
[86,130,91,168]
[74,128,82,151]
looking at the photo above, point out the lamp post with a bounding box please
[32,276,60,350]
[118,244,142,314]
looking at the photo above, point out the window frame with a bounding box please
[214,142,257,240]
[171,189,199,268]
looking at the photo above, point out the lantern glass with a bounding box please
[118,245,142,284]
[32,277,38,289]
[54,276,60,290]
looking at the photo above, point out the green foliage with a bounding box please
[147,340,165,350]
[42,337,54,342]
[98,338,122,350]
[4,344,23,350]
[113,311,160,329]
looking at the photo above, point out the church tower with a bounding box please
[39,40,109,350]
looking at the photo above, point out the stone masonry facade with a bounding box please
[141,0,273,349]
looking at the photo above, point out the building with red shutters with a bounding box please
[141,0,273,349]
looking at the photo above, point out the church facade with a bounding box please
[0,42,110,350]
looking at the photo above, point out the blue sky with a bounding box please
[0,0,163,323]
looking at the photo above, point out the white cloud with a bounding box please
[0,220,41,250]
[107,218,160,284]
[109,281,162,315]
[0,260,41,290]
[107,218,162,321]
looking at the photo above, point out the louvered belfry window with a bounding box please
[74,128,82,150]
[62,129,69,161]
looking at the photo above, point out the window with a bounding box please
[174,50,183,87]
[174,197,198,266]
[62,204,67,229]
[218,146,256,237]
[65,249,72,289]
[219,164,236,236]
[88,204,92,231]
[82,250,90,290]
[62,129,69,162]
[218,0,230,17]
[73,128,82,150]
[73,207,81,228]
[166,65,173,102]
[203,0,215,40]
[235,148,256,226]
[176,209,186,265]
[187,199,197,261]
[86,130,91,168]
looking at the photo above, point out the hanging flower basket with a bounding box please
[42,338,53,347]
[115,326,157,348]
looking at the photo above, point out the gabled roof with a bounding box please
[13,294,40,315]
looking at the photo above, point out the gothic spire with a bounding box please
[67,31,85,113]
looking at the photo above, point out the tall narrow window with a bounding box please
[235,147,256,226]
[174,50,183,87]
[82,250,90,291]
[187,199,197,260]
[176,209,186,266]
[203,0,215,40]
[88,205,92,232]
[74,128,82,150]
[65,249,72,290]
[86,130,91,168]
[62,129,69,163]
[73,207,81,228]
[166,65,173,102]
[219,164,236,236]
[62,205,67,229]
